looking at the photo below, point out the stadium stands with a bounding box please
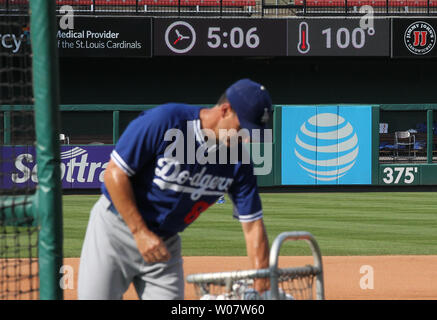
[294,0,437,6]
[0,0,258,15]
[0,0,257,9]
[1,0,436,15]
[1,0,437,19]
[54,0,257,7]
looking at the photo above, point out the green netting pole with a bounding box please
[427,110,433,164]
[113,110,120,144]
[29,0,63,300]
[3,111,11,144]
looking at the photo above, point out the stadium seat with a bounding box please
[94,0,138,5]
[140,0,177,5]
[56,0,94,5]
[9,0,434,10]
[140,0,254,6]
[3,0,30,4]
[3,0,433,7]
[394,131,416,158]
[293,0,432,6]
[405,0,429,6]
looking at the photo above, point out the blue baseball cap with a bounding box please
[226,79,272,133]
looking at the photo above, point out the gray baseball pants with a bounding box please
[78,195,184,300]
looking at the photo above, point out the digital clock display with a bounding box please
[154,18,287,56]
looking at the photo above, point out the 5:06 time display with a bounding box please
[154,19,287,56]
[207,27,260,49]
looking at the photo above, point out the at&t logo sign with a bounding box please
[294,113,359,181]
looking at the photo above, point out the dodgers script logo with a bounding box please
[153,157,233,201]
[404,21,436,55]
[294,113,359,181]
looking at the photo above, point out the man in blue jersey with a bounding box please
[78,79,272,300]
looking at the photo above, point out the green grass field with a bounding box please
[62,192,437,258]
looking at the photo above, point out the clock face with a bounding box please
[164,21,196,54]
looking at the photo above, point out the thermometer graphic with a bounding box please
[297,22,310,54]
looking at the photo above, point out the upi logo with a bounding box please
[294,113,359,181]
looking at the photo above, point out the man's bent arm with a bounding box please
[104,160,170,263]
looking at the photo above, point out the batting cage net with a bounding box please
[0,12,39,300]
[187,231,325,300]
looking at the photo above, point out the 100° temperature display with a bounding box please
[288,19,390,56]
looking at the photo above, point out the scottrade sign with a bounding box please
[281,106,372,185]
[0,146,113,189]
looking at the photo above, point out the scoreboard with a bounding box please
[2,15,435,58]
[153,18,390,57]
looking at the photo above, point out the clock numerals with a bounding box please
[246,27,260,48]
[207,27,260,49]
[207,27,221,48]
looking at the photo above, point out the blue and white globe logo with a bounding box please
[294,113,359,181]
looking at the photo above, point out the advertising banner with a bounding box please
[3,16,399,58]
[281,106,372,185]
[392,18,437,58]
[0,145,113,189]
[0,15,30,55]
[57,17,152,57]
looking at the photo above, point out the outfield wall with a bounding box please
[2,104,437,189]
[278,105,437,187]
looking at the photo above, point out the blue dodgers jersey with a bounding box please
[101,103,263,238]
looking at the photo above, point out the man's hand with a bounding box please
[104,160,171,264]
[253,278,270,295]
[132,229,171,264]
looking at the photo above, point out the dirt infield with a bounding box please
[61,255,437,300]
